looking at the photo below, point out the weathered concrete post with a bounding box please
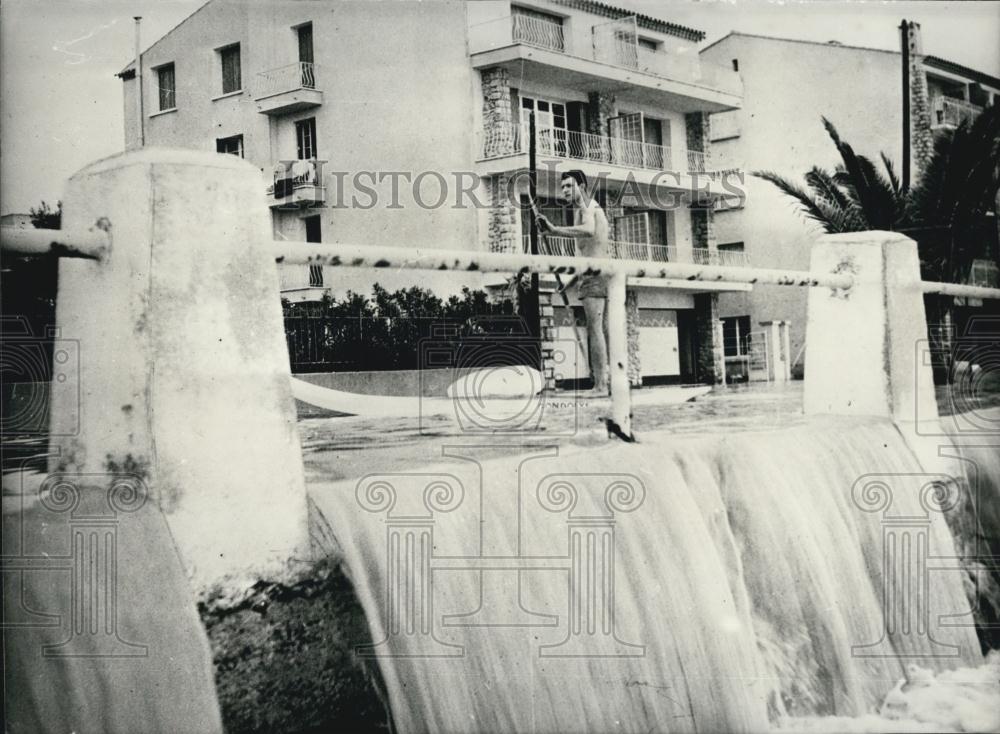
[50,148,310,593]
[607,271,632,437]
[761,320,791,382]
[804,231,938,424]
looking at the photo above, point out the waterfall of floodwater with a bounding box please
[311,414,994,733]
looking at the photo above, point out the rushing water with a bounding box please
[307,398,998,733]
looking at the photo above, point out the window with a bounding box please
[216,134,244,158]
[732,58,739,72]
[718,241,744,253]
[722,316,752,358]
[520,95,567,156]
[297,23,314,64]
[220,44,241,94]
[638,37,660,51]
[157,63,176,111]
[296,117,317,160]
[304,215,322,287]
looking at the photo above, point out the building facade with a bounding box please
[701,28,999,379]
[119,0,751,384]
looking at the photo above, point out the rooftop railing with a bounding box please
[468,15,742,97]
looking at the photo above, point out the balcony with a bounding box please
[523,235,750,267]
[478,121,738,192]
[931,96,983,130]
[278,264,326,302]
[468,14,741,111]
[266,160,325,209]
[254,62,322,115]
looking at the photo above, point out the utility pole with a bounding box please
[900,19,910,191]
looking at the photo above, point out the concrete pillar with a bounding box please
[760,320,791,382]
[803,231,938,424]
[607,272,632,437]
[51,148,310,593]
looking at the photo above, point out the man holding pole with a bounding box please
[534,170,611,396]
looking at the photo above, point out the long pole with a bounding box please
[135,17,144,147]
[900,19,910,191]
[524,111,541,362]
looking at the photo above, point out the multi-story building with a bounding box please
[701,26,1000,379]
[118,0,750,385]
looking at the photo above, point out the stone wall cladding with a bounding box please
[693,292,723,384]
[907,24,934,177]
[626,289,641,386]
[587,91,616,136]
[488,172,519,254]
[481,68,520,254]
[481,67,514,158]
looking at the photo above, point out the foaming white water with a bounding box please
[778,653,1000,732]
[310,414,990,733]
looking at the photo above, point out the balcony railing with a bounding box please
[254,62,317,99]
[932,97,983,129]
[522,235,750,267]
[278,264,325,293]
[469,15,742,97]
[266,159,325,207]
[481,121,727,175]
[511,14,565,52]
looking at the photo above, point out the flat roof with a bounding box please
[702,31,1000,89]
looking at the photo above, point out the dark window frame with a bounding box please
[220,44,241,94]
[216,134,244,158]
[157,63,176,111]
[295,117,318,160]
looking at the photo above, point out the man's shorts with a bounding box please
[577,273,607,299]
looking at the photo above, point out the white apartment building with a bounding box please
[119,0,750,384]
[701,28,1000,380]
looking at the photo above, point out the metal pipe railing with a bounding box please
[0,225,108,260]
[920,280,1000,299]
[271,242,851,289]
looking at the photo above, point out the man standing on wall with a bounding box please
[536,170,611,396]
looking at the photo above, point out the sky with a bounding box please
[1,0,998,216]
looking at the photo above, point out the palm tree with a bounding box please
[754,106,1000,383]
[754,106,1000,283]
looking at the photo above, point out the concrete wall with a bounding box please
[702,35,903,370]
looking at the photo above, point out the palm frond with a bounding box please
[753,170,858,233]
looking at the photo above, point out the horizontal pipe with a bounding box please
[0,226,108,260]
[920,281,1000,300]
[271,242,857,290]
